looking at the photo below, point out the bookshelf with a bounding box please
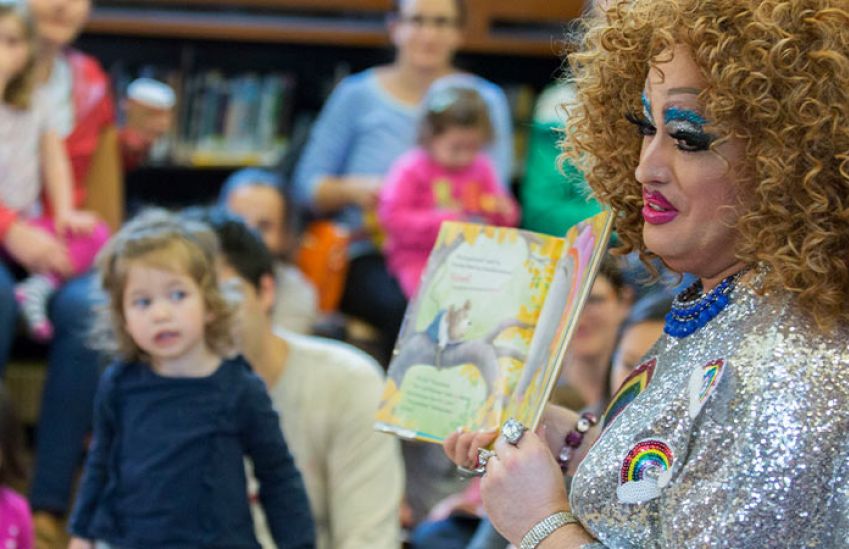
[86,0,584,57]
[79,0,581,208]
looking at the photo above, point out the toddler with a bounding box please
[0,0,109,340]
[378,82,519,298]
[68,209,314,549]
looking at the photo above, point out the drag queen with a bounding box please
[444,1,849,547]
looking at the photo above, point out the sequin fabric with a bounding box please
[570,277,849,548]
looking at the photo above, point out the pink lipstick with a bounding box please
[642,190,678,225]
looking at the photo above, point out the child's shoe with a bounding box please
[14,274,57,341]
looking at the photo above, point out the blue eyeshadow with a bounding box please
[664,107,707,126]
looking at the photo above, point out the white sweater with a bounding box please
[253,331,404,549]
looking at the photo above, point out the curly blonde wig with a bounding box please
[564,0,849,330]
[92,209,235,363]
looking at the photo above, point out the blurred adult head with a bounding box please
[389,0,464,73]
[184,207,277,359]
[218,168,292,258]
[570,257,632,362]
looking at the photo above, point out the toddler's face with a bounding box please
[122,262,210,369]
[0,16,29,84]
[429,126,485,171]
[28,0,91,49]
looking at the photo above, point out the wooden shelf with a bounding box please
[102,0,391,11]
[85,0,583,57]
[87,9,389,48]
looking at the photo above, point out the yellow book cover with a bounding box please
[375,210,613,443]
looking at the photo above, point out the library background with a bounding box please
[3,3,592,414]
[85,0,581,208]
[9,0,585,415]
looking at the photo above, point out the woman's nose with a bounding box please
[634,135,672,187]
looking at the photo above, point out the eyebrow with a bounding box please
[127,289,150,298]
[667,87,701,96]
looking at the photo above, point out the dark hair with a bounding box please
[217,168,299,237]
[392,0,466,26]
[0,385,26,486]
[597,254,628,297]
[184,207,274,291]
[418,84,493,145]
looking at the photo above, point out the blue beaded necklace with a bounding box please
[664,271,744,338]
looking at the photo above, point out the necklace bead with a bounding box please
[664,271,743,338]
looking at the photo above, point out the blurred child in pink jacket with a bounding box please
[379,82,519,298]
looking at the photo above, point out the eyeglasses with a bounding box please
[398,14,461,30]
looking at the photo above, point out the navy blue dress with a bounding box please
[69,356,315,548]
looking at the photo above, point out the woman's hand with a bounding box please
[443,428,498,469]
[55,209,100,236]
[343,176,382,209]
[536,404,580,457]
[493,195,517,216]
[314,175,382,214]
[68,537,94,549]
[3,222,72,276]
[481,429,571,545]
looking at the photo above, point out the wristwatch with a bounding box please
[520,511,579,549]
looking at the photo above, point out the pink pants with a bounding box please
[27,216,110,278]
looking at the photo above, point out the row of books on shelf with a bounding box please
[110,63,539,171]
[112,65,296,167]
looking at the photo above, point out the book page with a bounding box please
[503,210,614,429]
[375,223,563,443]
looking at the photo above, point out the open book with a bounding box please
[375,210,613,443]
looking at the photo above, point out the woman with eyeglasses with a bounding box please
[291,0,514,369]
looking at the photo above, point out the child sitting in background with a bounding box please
[219,168,319,334]
[68,209,314,549]
[0,384,32,549]
[378,83,519,298]
[0,0,109,341]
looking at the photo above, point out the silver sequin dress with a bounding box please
[570,279,849,548]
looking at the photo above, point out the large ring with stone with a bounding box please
[456,465,480,478]
[474,448,497,475]
[502,417,528,446]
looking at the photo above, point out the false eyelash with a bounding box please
[625,112,656,136]
[670,129,714,152]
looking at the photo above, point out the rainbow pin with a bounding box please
[616,439,674,504]
[688,358,726,419]
[602,358,657,431]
